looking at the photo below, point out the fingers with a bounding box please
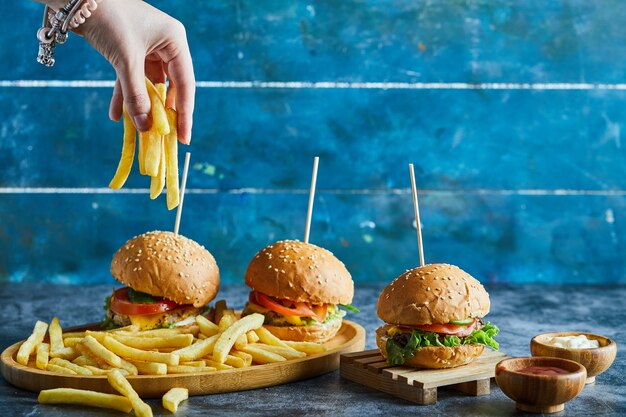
[116,57,152,132]
[163,32,195,144]
[109,78,123,121]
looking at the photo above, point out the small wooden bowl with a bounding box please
[495,357,586,413]
[531,332,617,384]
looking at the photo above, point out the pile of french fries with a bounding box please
[16,300,325,413]
[109,77,180,210]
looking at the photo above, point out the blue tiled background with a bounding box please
[1,1,625,285]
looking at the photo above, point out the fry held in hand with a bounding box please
[109,78,180,209]
[164,107,179,210]
[109,107,136,189]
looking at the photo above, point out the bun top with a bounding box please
[377,263,490,325]
[245,240,354,305]
[110,231,220,308]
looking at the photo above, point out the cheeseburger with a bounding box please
[242,240,357,343]
[105,231,220,330]
[376,263,499,368]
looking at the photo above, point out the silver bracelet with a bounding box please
[36,0,101,67]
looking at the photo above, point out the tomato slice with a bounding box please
[412,318,478,337]
[109,287,178,316]
[311,304,328,323]
[250,291,317,318]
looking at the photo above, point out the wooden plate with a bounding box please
[1,320,365,398]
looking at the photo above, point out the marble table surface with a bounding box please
[0,283,624,416]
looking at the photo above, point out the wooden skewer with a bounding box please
[304,156,320,244]
[174,152,191,235]
[409,163,425,266]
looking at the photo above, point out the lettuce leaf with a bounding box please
[385,322,500,365]
[463,322,500,350]
[339,304,360,313]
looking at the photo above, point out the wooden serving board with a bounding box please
[340,349,508,405]
[1,320,365,398]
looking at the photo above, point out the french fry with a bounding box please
[172,334,219,362]
[164,107,179,210]
[213,314,265,363]
[127,359,167,376]
[246,330,260,344]
[119,358,139,376]
[218,312,236,332]
[46,364,77,375]
[49,358,93,375]
[49,347,79,361]
[49,317,64,353]
[196,315,219,337]
[223,354,246,368]
[142,80,167,176]
[240,345,287,364]
[180,360,205,367]
[203,359,234,370]
[72,355,97,367]
[81,335,122,368]
[155,83,167,102]
[149,136,166,199]
[150,83,167,199]
[284,341,327,354]
[214,300,227,323]
[141,128,161,177]
[145,78,170,136]
[108,369,153,417]
[102,335,180,366]
[36,342,49,370]
[167,365,216,374]
[109,107,136,189]
[38,388,133,413]
[234,334,248,350]
[63,337,82,347]
[252,344,306,360]
[110,333,193,349]
[255,327,291,348]
[162,387,188,413]
[62,331,86,339]
[230,351,252,367]
[16,321,48,366]
[138,131,147,175]
[84,365,110,375]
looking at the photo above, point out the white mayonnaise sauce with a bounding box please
[545,334,600,349]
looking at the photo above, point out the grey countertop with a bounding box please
[0,283,624,416]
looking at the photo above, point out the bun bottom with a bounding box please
[264,318,342,343]
[376,326,484,369]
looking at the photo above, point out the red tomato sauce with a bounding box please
[516,366,570,375]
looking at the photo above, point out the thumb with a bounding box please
[116,60,152,132]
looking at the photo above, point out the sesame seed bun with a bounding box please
[376,325,485,368]
[244,240,354,305]
[110,231,220,308]
[264,317,343,343]
[377,263,490,326]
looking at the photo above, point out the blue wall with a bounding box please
[1,1,625,284]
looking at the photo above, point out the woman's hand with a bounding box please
[74,0,195,144]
